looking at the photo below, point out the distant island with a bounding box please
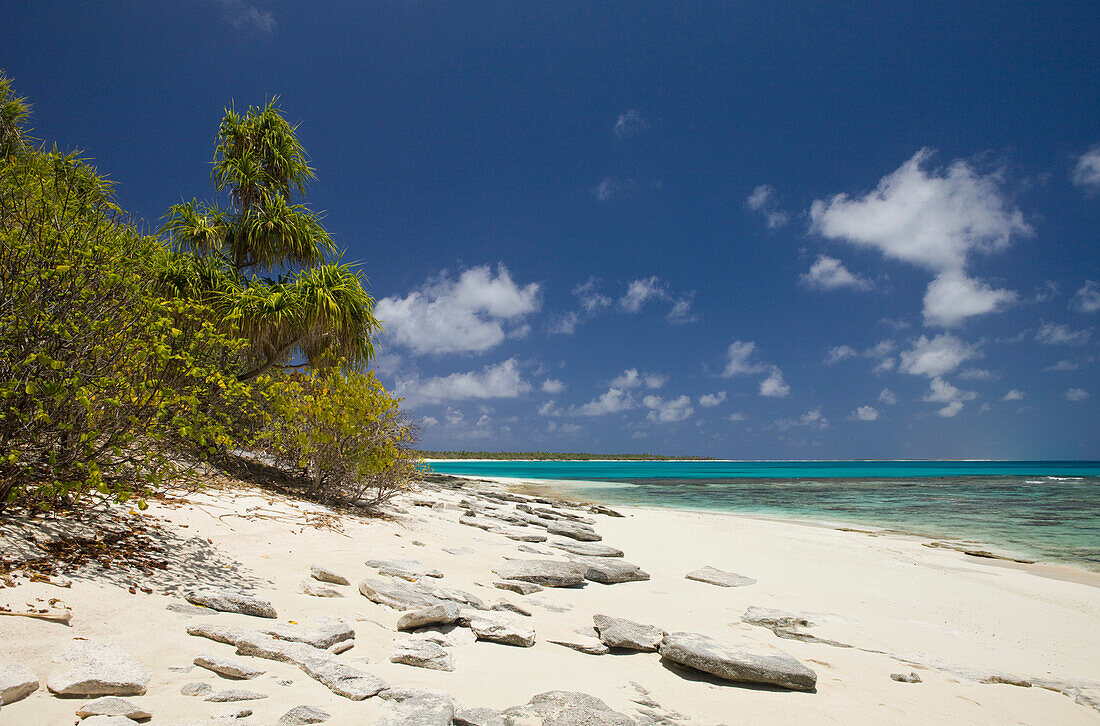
[417,450,715,461]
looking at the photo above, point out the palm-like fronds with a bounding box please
[161,199,228,256]
[0,72,32,158]
[236,192,334,270]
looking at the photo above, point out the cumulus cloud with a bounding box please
[746,185,790,228]
[1002,389,1025,401]
[810,149,1029,327]
[595,176,634,201]
[377,265,540,355]
[395,358,531,407]
[1036,322,1093,346]
[619,276,668,312]
[614,109,648,139]
[577,387,636,416]
[824,340,895,367]
[537,400,563,417]
[643,395,694,423]
[421,416,439,427]
[541,379,566,394]
[810,149,1030,271]
[1066,388,1089,402]
[728,412,748,422]
[575,277,612,312]
[667,295,697,324]
[800,255,872,292]
[548,311,581,335]
[878,388,898,405]
[1070,281,1100,313]
[722,341,770,376]
[957,368,999,381]
[759,368,791,397]
[216,1,276,32]
[824,345,857,364]
[922,377,977,417]
[851,405,879,421]
[899,334,980,377]
[698,391,727,407]
[1072,146,1100,190]
[1045,360,1080,372]
[610,369,667,390]
[776,407,828,430]
[922,269,1017,327]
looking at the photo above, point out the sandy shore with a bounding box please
[2,474,1099,725]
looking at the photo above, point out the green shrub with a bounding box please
[261,366,419,507]
[0,147,258,511]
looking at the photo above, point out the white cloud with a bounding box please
[746,185,790,228]
[922,377,977,417]
[759,368,790,397]
[377,265,540,355]
[1002,389,1025,401]
[577,387,636,416]
[1036,322,1093,346]
[575,277,612,312]
[595,176,634,202]
[396,358,531,407]
[549,422,583,434]
[698,391,727,407]
[667,295,697,324]
[824,345,857,364]
[1066,388,1089,402]
[728,412,748,422]
[444,407,464,425]
[619,276,668,312]
[1072,146,1100,190]
[643,395,694,423]
[610,369,666,389]
[922,269,1017,327]
[810,149,1030,272]
[537,400,562,417]
[800,255,872,292]
[899,334,980,377]
[421,416,439,427]
[1069,281,1100,313]
[217,1,276,33]
[614,109,648,139]
[776,407,828,430]
[723,340,770,376]
[852,405,879,421]
[878,388,897,405]
[1045,360,1080,372]
[548,311,580,335]
[958,368,999,381]
[810,149,1029,329]
[541,379,566,394]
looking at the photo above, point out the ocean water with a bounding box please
[427,460,1100,571]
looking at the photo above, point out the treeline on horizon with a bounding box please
[419,451,715,461]
[0,73,418,513]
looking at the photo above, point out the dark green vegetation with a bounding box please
[420,451,715,461]
[0,74,417,512]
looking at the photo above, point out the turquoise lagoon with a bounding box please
[427,460,1100,571]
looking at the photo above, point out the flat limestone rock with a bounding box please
[233,631,387,700]
[358,577,442,610]
[310,564,350,586]
[659,631,817,692]
[180,681,212,696]
[263,618,356,649]
[377,693,455,726]
[463,610,536,647]
[397,602,463,631]
[496,529,549,543]
[499,690,633,726]
[454,706,507,726]
[47,640,151,697]
[0,662,39,704]
[548,637,610,655]
[546,521,602,542]
[186,623,250,646]
[300,580,344,598]
[194,654,265,679]
[491,601,532,617]
[491,559,587,587]
[366,558,444,581]
[80,717,139,726]
[593,614,664,652]
[574,557,650,584]
[204,688,268,702]
[410,625,478,648]
[278,704,331,725]
[75,696,152,719]
[166,601,221,616]
[550,540,625,558]
[493,579,543,595]
[390,637,455,671]
[185,588,277,618]
[685,566,757,588]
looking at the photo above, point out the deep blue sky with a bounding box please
[5,2,1099,457]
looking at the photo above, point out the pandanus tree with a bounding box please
[160,99,380,381]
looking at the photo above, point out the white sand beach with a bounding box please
[2,473,1099,725]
